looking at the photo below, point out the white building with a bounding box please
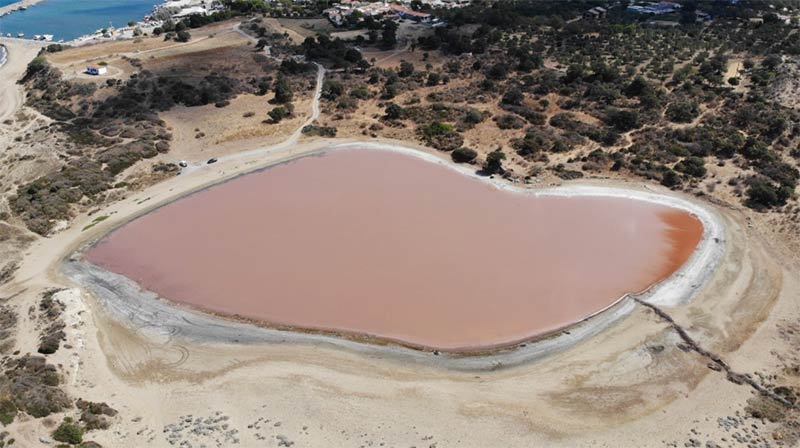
[86,66,107,76]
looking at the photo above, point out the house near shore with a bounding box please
[584,6,607,19]
[627,1,681,15]
[86,66,107,76]
[390,5,432,22]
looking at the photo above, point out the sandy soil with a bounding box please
[0,38,45,123]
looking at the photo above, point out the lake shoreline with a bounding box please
[62,141,726,370]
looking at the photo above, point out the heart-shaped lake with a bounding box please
[87,148,704,351]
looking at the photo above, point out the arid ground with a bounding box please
[1,15,799,448]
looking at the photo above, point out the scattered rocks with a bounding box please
[163,412,239,447]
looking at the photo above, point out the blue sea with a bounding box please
[0,0,163,41]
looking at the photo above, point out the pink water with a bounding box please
[87,149,704,351]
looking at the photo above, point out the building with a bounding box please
[173,6,209,18]
[627,1,681,15]
[86,66,107,76]
[390,5,431,22]
[584,6,607,19]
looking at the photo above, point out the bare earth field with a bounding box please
[1,18,800,448]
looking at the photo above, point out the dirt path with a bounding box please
[181,62,325,174]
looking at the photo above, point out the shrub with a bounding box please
[605,108,640,132]
[53,417,83,444]
[674,156,707,178]
[666,101,700,123]
[349,87,371,100]
[493,114,525,130]
[746,179,792,209]
[451,147,477,163]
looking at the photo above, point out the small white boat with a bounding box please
[43,34,53,41]
[34,34,42,40]
[17,32,24,38]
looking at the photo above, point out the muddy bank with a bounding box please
[63,143,725,368]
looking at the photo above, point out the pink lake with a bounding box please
[87,149,704,351]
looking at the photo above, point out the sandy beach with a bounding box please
[0,38,45,123]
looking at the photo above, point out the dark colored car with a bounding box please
[207,158,218,164]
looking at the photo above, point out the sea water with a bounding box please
[0,0,162,41]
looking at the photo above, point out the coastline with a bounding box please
[0,0,44,18]
[1,0,204,45]
[62,141,726,370]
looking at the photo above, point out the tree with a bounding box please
[666,100,700,123]
[384,102,405,120]
[175,30,191,42]
[606,109,639,132]
[398,61,414,78]
[381,19,398,49]
[484,149,506,174]
[661,169,681,188]
[272,74,293,104]
[501,88,524,106]
[487,62,508,80]
[625,76,650,97]
[746,179,791,209]
[268,106,289,123]
[675,156,707,178]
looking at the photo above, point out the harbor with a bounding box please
[0,0,212,43]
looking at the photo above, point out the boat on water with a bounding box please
[17,32,24,38]
[32,34,53,41]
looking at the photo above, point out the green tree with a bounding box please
[53,417,83,444]
[398,61,414,77]
[384,102,405,120]
[272,74,293,104]
[381,19,398,49]
[484,149,506,174]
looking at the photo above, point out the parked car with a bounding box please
[207,158,218,164]
[178,160,188,167]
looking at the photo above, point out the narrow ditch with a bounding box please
[633,297,795,408]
